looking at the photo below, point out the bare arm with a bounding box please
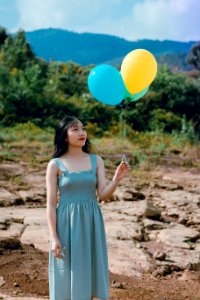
[96,155,129,201]
[46,160,64,259]
[46,160,59,240]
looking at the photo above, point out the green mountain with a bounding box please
[25,28,196,69]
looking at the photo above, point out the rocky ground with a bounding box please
[0,152,200,299]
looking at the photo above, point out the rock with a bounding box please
[178,215,189,225]
[125,191,145,201]
[111,279,125,289]
[195,241,200,251]
[115,189,145,201]
[13,282,20,287]
[157,224,200,249]
[23,173,45,188]
[103,201,145,218]
[153,250,167,261]
[0,216,9,224]
[166,184,183,191]
[107,239,151,276]
[105,220,143,242]
[0,224,7,230]
[0,222,25,239]
[0,163,24,178]
[122,191,135,201]
[152,265,171,277]
[18,190,34,201]
[11,217,24,224]
[152,264,181,277]
[0,276,5,287]
[0,237,22,251]
[186,262,200,271]
[0,188,14,201]
[187,214,200,225]
[0,215,10,230]
[21,225,49,252]
[143,218,167,230]
[144,200,161,220]
[154,182,183,191]
[0,207,49,252]
[0,188,22,207]
[18,189,46,204]
[167,247,200,269]
[167,209,179,219]
[0,198,24,207]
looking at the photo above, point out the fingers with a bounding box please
[121,161,131,170]
[120,162,131,176]
[126,163,131,170]
[53,251,64,259]
[120,161,128,166]
[52,247,59,257]
[52,246,65,259]
[54,253,64,259]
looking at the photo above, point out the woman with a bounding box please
[46,116,130,300]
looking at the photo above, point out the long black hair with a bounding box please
[52,116,91,158]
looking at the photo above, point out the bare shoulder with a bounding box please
[46,159,58,174]
[96,155,104,168]
[47,159,56,168]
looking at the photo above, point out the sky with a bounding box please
[0,0,199,42]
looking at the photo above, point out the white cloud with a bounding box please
[125,0,199,41]
[16,0,199,41]
[17,0,103,31]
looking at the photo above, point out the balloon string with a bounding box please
[119,99,129,163]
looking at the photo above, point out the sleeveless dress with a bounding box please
[48,154,109,300]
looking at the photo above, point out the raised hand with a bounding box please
[113,155,130,183]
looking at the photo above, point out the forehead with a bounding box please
[68,120,84,128]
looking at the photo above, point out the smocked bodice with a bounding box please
[52,154,97,206]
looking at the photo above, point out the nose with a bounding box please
[79,130,86,137]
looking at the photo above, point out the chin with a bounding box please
[75,141,86,147]
[79,140,86,144]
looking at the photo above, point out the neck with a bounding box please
[65,146,85,157]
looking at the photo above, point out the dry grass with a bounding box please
[1,123,200,171]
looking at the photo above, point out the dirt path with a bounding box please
[0,242,200,300]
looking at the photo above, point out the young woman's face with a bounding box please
[66,120,87,147]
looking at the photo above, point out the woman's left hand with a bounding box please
[113,160,130,184]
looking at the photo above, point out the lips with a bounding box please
[78,137,85,141]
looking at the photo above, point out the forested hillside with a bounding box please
[25,28,196,69]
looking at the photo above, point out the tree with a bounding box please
[1,30,35,69]
[0,27,8,46]
[186,42,200,71]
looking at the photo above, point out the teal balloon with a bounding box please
[124,86,149,102]
[88,64,125,105]
[124,87,131,100]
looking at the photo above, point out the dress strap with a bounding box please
[52,158,67,172]
[90,154,97,174]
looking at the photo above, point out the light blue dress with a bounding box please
[48,154,109,300]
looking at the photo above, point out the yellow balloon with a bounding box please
[121,49,157,94]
